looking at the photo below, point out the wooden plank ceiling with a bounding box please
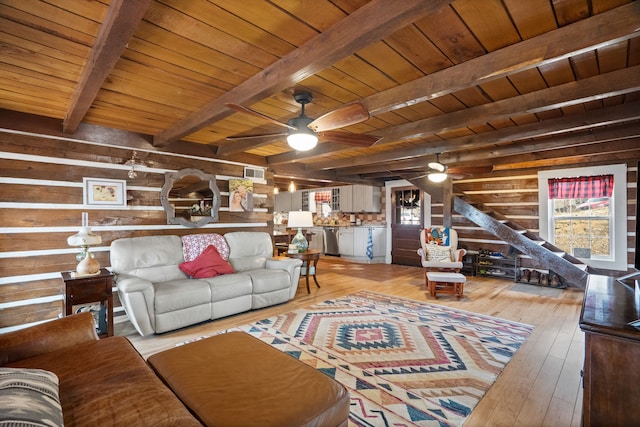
[1,0,639,190]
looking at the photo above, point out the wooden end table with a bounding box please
[285,249,321,293]
[61,268,114,338]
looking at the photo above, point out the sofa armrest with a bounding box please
[0,312,98,366]
[266,258,302,276]
[115,273,154,293]
[266,258,303,300]
[114,274,156,336]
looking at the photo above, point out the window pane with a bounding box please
[550,197,611,258]
[394,189,421,225]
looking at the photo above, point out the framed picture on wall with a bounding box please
[228,178,253,212]
[83,178,126,206]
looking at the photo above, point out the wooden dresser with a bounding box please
[579,274,640,426]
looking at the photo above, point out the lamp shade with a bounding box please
[67,227,102,247]
[287,211,313,228]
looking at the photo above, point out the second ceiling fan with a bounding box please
[416,153,493,182]
[225,91,381,151]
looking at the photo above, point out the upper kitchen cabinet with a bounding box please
[274,191,292,212]
[275,191,302,212]
[352,185,381,213]
[291,190,302,211]
[340,186,353,213]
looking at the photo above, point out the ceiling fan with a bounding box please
[419,153,493,183]
[225,92,381,151]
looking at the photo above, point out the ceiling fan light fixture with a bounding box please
[428,172,448,183]
[287,115,318,151]
[287,132,318,151]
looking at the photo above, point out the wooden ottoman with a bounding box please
[426,272,466,299]
[147,331,350,427]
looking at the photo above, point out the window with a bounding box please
[394,189,421,225]
[539,165,627,271]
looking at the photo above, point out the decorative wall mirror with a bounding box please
[160,168,221,228]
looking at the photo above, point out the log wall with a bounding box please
[0,129,273,332]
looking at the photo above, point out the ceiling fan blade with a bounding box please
[226,132,287,141]
[225,103,296,130]
[218,134,286,157]
[318,130,381,147]
[447,166,494,175]
[308,102,370,132]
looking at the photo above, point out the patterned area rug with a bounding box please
[221,291,533,426]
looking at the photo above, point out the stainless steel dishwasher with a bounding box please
[323,227,340,256]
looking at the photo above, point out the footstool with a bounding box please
[426,272,466,299]
[147,331,350,427]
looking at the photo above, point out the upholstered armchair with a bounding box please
[417,227,467,285]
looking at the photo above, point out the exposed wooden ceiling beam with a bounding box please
[258,4,640,163]
[371,65,640,145]
[364,2,640,115]
[304,101,640,170]
[278,67,640,165]
[490,139,640,171]
[334,123,640,176]
[62,0,152,134]
[153,0,453,147]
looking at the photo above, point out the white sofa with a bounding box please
[110,232,302,336]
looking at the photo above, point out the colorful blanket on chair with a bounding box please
[424,227,450,246]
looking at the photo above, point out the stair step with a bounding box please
[553,251,566,257]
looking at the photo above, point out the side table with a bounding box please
[285,250,321,293]
[61,268,114,338]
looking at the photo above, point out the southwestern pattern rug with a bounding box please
[222,291,534,426]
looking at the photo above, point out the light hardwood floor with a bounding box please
[119,257,585,427]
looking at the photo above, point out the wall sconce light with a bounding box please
[125,151,142,179]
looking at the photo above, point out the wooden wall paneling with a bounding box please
[0,302,62,329]
[0,279,62,304]
[0,130,273,332]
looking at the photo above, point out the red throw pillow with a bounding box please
[179,245,235,279]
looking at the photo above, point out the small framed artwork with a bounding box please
[83,178,127,206]
[229,178,254,212]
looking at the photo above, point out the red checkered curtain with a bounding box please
[547,175,614,199]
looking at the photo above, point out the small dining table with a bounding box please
[284,249,321,293]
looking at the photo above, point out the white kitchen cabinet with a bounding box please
[339,185,353,213]
[338,227,354,256]
[290,190,303,211]
[352,185,382,212]
[274,192,292,212]
[354,226,386,258]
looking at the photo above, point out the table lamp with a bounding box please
[67,212,102,275]
[287,211,313,252]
